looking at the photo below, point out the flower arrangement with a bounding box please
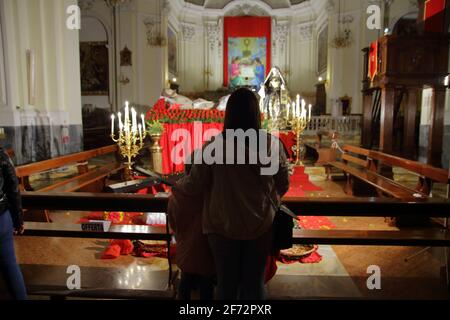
[146,120,164,135]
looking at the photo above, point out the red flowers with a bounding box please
[145,98,226,124]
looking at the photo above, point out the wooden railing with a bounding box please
[20,192,450,217]
[306,115,362,136]
[19,192,450,296]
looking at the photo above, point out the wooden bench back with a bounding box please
[341,145,449,184]
[368,150,449,184]
[16,145,118,178]
[341,145,371,169]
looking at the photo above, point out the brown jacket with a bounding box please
[167,187,215,276]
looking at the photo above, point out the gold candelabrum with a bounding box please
[287,95,312,166]
[110,102,147,172]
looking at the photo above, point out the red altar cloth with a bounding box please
[161,122,224,174]
[160,123,296,175]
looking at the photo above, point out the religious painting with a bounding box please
[80,42,109,96]
[228,37,267,89]
[168,26,177,75]
[317,26,328,75]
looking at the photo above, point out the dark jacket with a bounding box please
[176,132,290,240]
[0,148,23,228]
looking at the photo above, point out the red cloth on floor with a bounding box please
[111,239,134,255]
[102,244,121,259]
[297,216,336,230]
[101,240,134,259]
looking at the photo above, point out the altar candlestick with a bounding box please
[111,115,115,135]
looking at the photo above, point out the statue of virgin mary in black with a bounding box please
[258,67,291,129]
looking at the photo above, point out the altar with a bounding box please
[146,98,297,175]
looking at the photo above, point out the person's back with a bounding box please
[176,88,290,300]
[198,132,289,240]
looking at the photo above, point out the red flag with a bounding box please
[424,0,446,32]
[368,41,378,82]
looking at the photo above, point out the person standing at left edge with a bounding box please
[0,148,27,300]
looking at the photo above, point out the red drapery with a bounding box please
[223,16,272,87]
[161,123,296,175]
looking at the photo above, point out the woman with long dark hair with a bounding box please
[174,88,290,300]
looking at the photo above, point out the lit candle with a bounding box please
[131,108,137,133]
[141,114,146,132]
[118,112,123,130]
[111,114,115,135]
[124,102,129,132]
[309,104,312,121]
[138,124,142,140]
[286,103,290,120]
[302,99,306,115]
[296,95,300,114]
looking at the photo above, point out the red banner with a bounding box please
[223,17,272,87]
[368,41,378,82]
[424,0,446,32]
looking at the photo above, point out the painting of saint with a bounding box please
[228,37,267,89]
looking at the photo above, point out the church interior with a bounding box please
[1,0,450,301]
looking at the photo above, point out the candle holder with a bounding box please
[287,97,312,167]
[111,103,147,173]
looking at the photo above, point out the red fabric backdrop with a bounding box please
[424,0,446,32]
[223,16,272,87]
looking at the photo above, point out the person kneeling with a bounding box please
[168,169,215,300]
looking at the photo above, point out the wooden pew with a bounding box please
[15,145,124,193]
[328,145,449,199]
[305,130,338,167]
[15,145,124,222]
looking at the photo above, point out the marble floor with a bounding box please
[3,162,450,300]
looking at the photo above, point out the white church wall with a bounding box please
[0,0,83,164]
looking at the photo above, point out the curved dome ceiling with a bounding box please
[185,0,308,10]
